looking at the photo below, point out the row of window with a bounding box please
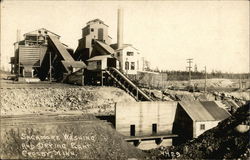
[117,52,134,57]
[125,62,135,70]
[130,124,157,136]
[130,124,206,136]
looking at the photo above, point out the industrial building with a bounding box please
[110,43,142,75]
[10,28,86,83]
[74,9,144,76]
[115,101,230,149]
[9,9,152,101]
[74,19,114,62]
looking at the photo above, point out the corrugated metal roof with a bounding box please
[87,55,113,61]
[200,101,231,120]
[179,101,215,121]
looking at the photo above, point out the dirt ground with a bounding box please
[1,70,249,115]
[0,71,146,159]
[1,114,146,159]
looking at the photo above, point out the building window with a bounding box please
[130,125,135,136]
[152,123,157,134]
[131,62,135,70]
[96,61,101,65]
[200,124,205,130]
[91,28,94,32]
[125,62,129,70]
[117,52,120,56]
[127,52,134,56]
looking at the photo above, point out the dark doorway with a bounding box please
[107,58,116,68]
[130,125,135,136]
[152,123,157,134]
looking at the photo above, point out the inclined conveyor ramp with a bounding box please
[105,67,153,101]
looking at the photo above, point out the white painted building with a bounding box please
[110,44,143,75]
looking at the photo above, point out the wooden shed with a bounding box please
[174,101,231,143]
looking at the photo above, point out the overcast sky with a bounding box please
[1,0,249,73]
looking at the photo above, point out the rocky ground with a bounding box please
[0,86,135,115]
[146,102,250,159]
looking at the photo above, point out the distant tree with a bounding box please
[144,60,151,71]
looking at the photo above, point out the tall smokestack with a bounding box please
[117,8,123,49]
[16,29,21,42]
[14,29,21,50]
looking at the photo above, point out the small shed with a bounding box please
[174,101,231,141]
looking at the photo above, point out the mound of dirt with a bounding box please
[0,86,135,115]
[1,114,146,159]
[146,102,250,159]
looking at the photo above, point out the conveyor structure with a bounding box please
[39,35,86,83]
[106,67,153,101]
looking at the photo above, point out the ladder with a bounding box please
[105,67,153,101]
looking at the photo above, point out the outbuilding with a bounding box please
[174,101,231,143]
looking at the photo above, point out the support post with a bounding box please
[101,71,103,86]
[49,51,52,83]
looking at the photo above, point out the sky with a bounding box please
[1,0,249,73]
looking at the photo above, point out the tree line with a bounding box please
[144,69,250,81]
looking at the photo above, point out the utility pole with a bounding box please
[204,66,207,92]
[186,58,193,87]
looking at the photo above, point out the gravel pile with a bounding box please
[0,86,135,115]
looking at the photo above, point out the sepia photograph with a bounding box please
[0,0,249,159]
